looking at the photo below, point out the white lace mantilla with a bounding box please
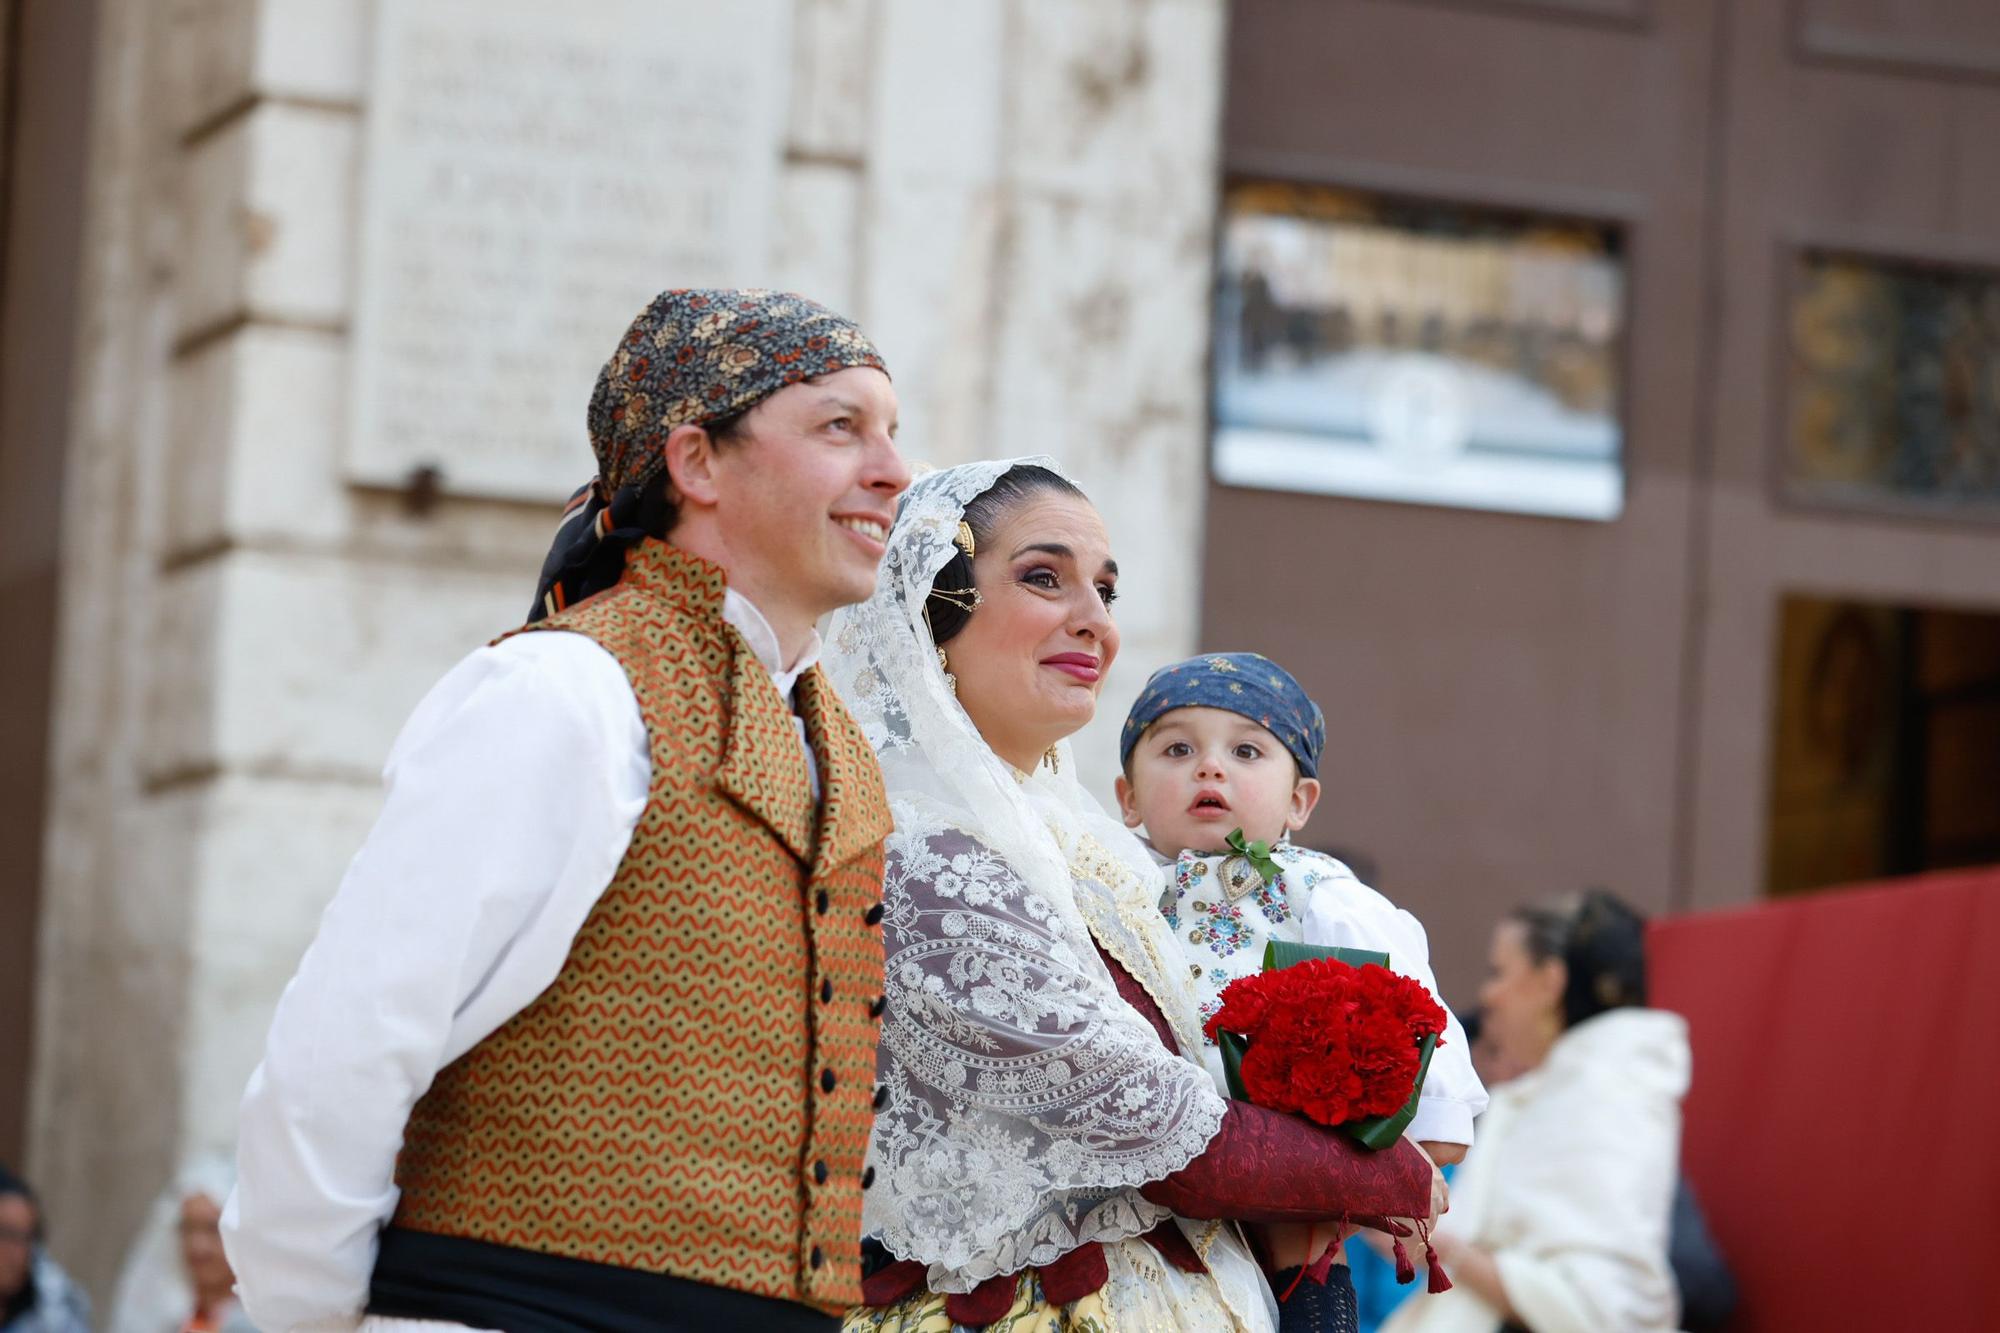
[824,459,1237,1297]
[867,799,1226,1285]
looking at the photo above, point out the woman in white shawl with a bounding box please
[108,1155,255,1333]
[1383,890,1688,1333]
[827,459,1438,1332]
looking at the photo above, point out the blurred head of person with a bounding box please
[1457,1006,1527,1089]
[178,1189,234,1315]
[0,1166,40,1318]
[1478,888,1649,1077]
[109,1153,239,1333]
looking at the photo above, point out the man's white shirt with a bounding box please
[221,593,816,1333]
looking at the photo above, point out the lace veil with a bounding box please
[824,458,1245,1299]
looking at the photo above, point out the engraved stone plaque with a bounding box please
[348,0,793,501]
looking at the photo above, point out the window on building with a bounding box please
[1786,251,2000,516]
[1211,182,1626,521]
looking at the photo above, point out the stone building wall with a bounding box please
[29,0,1226,1296]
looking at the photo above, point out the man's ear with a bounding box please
[1114,774,1143,830]
[662,422,723,511]
[1286,776,1322,833]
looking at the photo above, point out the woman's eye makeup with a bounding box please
[1012,562,1116,606]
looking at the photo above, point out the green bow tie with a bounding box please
[1224,828,1281,888]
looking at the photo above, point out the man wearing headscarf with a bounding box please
[225,290,910,1332]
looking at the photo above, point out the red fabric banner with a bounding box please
[1649,868,2000,1332]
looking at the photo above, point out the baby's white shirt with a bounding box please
[1154,840,1489,1147]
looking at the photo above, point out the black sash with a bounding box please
[367,1227,837,1333]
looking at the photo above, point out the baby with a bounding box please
[1116,653,1487,1329]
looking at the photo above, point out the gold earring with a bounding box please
[937,646,956,696]
[1042,745,1060,774]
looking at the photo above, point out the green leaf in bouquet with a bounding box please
[1218,1028,1252,1102]
[1262,939,1388,973]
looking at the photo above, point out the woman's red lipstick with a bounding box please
[1042,652,1101,682]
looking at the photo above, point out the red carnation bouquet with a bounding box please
[1203,939,1453,1293]
[1204,945,1447,1144]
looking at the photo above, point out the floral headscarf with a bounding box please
[589,287,885,492]
[1120,652,1327,778]
[529,288,888,622]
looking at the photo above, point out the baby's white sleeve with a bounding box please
[1299,880,1489,1146]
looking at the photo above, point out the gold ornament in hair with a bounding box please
[923,516,983,652]
[928,584,983,613]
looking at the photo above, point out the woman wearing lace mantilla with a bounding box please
[825,459,1441,1332]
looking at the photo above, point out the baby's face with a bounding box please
[1115,706,1319,855]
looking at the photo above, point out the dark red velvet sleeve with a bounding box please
[1138,1098,1432,1224]
[1098,944,1434,1227]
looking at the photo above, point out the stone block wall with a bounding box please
[32,0,1225,1294]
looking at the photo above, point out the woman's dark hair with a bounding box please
[0,1164,35,1319]
[0,1162,39,1239]
[921,464,1085,646]
[1510,888,1648,1030]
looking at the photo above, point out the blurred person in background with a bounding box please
[169,1192,241,1333]
[1381,891,1686,1333]
[109,1157,253,1333]
[0,1166,90,1333]
[1352,1002,1515,1332]
[1354,1004,1734,1332]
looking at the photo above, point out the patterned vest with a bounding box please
[389,540,894,1314]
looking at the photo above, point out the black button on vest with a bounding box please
[821,1069,837,1094]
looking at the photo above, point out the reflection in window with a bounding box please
[1788,253,2000,512]
[1211,183,1625,520]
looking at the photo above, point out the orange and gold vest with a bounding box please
[389,540,894,1314]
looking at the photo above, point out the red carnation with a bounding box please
[1205,958,1445,1131]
